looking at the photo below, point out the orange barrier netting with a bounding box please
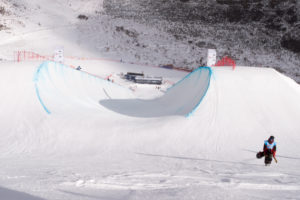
[13,50,199,73]
[14,51,160,69]
[214,56,236,70]
[14,51,54,62]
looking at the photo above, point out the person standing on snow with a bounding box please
[263,136,277,166]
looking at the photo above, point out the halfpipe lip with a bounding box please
[185,67,212,117]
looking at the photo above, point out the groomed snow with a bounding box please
[0,59,300,200]
[1,0,300,199]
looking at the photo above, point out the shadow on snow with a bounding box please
[0,186,45,200]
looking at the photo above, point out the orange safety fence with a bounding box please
[14,50,225,72]
[214,56,236,70]
[14,51,54,62]
[14,51,160,69]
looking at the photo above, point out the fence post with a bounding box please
[18,51,21,62]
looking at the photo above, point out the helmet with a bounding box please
[268,136,275,143]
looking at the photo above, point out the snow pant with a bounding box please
[264,150,273,165]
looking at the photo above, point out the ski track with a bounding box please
[1,156,300,199]
[62,170,300,191]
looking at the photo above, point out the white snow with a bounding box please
[1,60,300,200]
[0,0,300,200]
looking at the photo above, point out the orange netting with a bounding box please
[214,56,236,70]
[14,51,54,62]
[14,50,219,72]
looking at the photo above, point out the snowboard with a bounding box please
[256,151,264,159]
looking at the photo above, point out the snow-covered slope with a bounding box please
[1,0,300,199]
[2,0,298,83]
[0,59,300,199]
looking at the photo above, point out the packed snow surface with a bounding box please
[0,0,300,199]
[0,60,300,200]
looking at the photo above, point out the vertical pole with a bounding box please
[17,51,20,62]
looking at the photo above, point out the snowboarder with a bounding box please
[257,136,277,166]
[76,66,81,70]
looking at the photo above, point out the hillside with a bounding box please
[0,0,299,82]
[103,0,300,82]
